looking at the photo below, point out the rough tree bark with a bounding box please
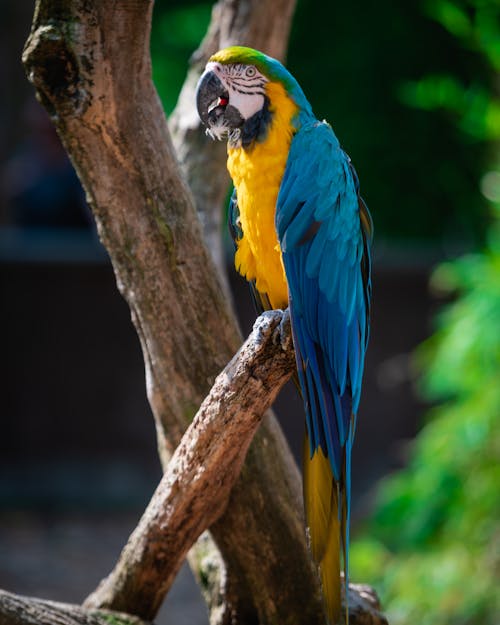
[0,314,386,625]
[6,2,389,625]
[0,590,150,625]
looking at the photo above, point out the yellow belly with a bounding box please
[227,81,298,310]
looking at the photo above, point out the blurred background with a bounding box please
[1,2,499,625]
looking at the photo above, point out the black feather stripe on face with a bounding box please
[240,96,273,148]
[223,105,245,130]
[197,61,270,147]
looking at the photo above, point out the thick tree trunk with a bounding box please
[14,2,389,625]
[84,310,296,617]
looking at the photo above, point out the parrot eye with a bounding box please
[245,66,256,77]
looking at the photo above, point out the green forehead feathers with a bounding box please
[208,46,312,117]
[209,47,287,84]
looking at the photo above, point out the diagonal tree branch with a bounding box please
[21,3,326,624]
[84,308,387,625]
[0,309,386,625]
[84,310,295,618]
[0,590,150,625]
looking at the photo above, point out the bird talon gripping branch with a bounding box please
[197,47,373,625]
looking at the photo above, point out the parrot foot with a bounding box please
[251,309,292,354]
[278,307,292,352]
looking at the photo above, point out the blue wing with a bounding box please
[277,120,371,478]
[276,120,372,622]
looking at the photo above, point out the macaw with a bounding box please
[196,46,372,625]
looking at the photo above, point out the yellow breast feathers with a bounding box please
[227,81,298,310]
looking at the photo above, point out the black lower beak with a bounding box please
[196,70,226,126]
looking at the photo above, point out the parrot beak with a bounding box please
[196,70,230,128]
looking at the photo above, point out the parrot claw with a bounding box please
[278,308,292,352]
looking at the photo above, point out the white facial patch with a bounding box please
[230,89,265,121]
[206,61,268,121]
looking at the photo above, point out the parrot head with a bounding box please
[196,46,312,147]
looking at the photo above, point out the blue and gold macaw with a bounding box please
[196,46,372,625]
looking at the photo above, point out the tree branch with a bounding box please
[23,0,241,457]
[84,308,386,625]
[84,309,295,617]
[0,590,150,625]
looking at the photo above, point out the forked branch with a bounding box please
[0,309,385,625]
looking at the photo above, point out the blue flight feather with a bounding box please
[276,120,372,620]
[277,120,371,459]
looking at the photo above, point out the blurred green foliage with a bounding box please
[287,0,492,244]
[151,0,497,246]
[399,0,500,143]
[351,2,500,623]
[351,234,500,623]
[151,1,211,113]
